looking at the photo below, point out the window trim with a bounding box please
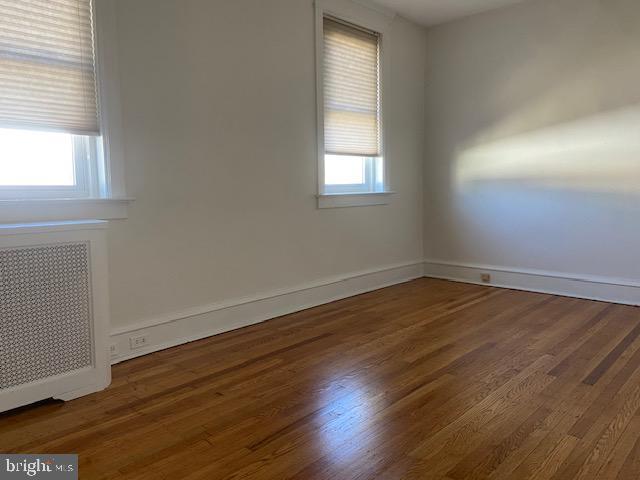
[0,0,131,222]
[92,0,127,200]
[314,0,395,208]
[317,191,395,209]
[0,198,131,223]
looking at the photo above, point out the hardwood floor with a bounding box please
[2,279,640,479]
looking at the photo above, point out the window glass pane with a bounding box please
[325,155,365,185]
[0,128,74,186]
[374,156,384,190]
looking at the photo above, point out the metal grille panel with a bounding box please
[0,243,93,390]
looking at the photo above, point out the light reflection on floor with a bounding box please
[309,362,464,470]
[311,370,381,467]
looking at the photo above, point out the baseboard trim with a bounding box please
[423,260,640,307]
[110,261,424,363]
[109,259,639,364]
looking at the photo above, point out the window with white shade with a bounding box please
[0,0,104,199]
[319,15,385,197]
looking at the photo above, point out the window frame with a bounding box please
[92,0,127,201]
[0,0,130,222]
[314,0,395,209]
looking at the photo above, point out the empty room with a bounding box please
[0,0,639,478]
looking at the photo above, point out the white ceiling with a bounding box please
[370,0,527,26]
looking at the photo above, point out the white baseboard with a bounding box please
[109,261,424,363]
[109,258,639,365]
[423,260,640,307]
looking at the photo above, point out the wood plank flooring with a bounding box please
[1,278,640,479]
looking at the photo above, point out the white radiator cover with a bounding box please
[0,221,111,412]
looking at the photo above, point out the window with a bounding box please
[317,9,391,207]
[0,129,100,199]
[324,155,383,194]
[0,0,104,199]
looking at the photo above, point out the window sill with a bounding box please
[317,191,395,209]
[0,197,134,224]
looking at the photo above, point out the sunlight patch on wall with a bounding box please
[455,105,640,194]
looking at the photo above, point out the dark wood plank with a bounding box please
[582,321,640,385]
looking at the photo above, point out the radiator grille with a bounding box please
[0,243,93,390]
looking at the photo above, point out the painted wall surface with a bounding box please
[423,0,640,282]
[107,0,426,329]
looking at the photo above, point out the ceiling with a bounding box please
[370,0,527,26]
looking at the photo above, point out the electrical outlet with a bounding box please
[129,335,149,350]
[109,344,119,358]
[481,273,491,283]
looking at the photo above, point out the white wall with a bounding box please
[423,0,640,284]
[107,0,426,332]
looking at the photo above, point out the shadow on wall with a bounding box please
[446,0,640,151]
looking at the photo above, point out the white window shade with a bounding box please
[0,0,99,135]
[323,17,380,157]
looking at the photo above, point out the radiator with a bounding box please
[0,221,111,412]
